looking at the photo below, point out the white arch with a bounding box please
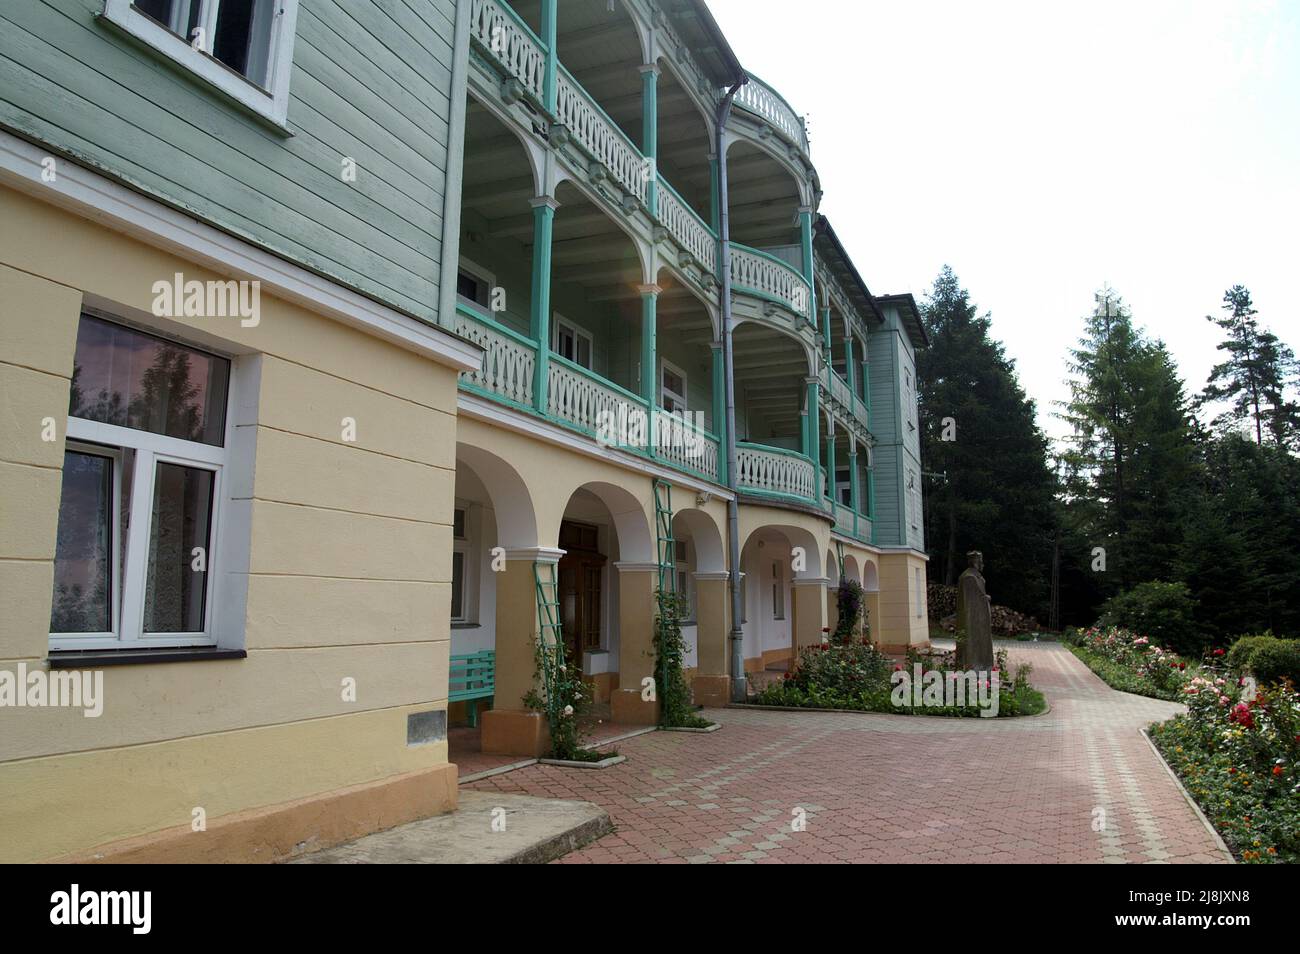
[457,442,538,548]
[672,508,725,573]
[565,481,655,564]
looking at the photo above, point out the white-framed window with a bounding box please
[771,560,784,620]
[451,506,469,623]
[101,0,300,128]
[50,313,232,651]
[673,540,695,621]
[552,314,592,369]
[660,358,687,414]
[456,257,496,312]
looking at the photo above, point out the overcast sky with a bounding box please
[706,0,1300,443]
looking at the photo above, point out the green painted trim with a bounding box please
[528,201,555,413]
[541,0,557,114]
[805,379,821,499]
[737,440,813,465]
[455,302,539,349]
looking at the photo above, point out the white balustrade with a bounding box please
[470,0,545,102]
[734,75,809,155]
[548,361,647,447]
[731,244,812,319]
[456,310,535,406]
[653,409,718,481]
[736,444,815,499]
[657,180,717,272]
[555,68,648,204]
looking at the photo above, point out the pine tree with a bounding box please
[1199,285,1300,449]
[917,266,1058,619]
[1059,289,1198,592]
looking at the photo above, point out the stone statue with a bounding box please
[956,550,994,671]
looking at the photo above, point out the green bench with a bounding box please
[449,650,495,728]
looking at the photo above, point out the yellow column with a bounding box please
[691,572,730,707]
[480,548,562,757]
[610,563,659,724]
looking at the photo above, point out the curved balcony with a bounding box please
[733,73,810,159]
[657,177,717,274]
[730,243,812,322]
[735,442,816,501]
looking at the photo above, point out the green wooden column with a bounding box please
[820,305,832,358]
[541,0,557,114]
[640,283,659,454]
[825,414,837,508]
[849,448,860,536]
[529,196,558,413]
[640,63,658,215]
[843,333,856,394]
[799,206,816,325]
[861,354,872,427]
[711,343,727,484]
[804,377,820,502]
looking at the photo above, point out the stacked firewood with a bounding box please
[928,583,1040,637]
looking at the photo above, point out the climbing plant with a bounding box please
[833,578,866,645]
[522,630,594,761]
[653,589,710,728]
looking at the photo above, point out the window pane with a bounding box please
[451,551,465,620]
[70,315,230,446]
[136,0,200,37]
[576,336,591,369]
[144,463,215,633]
[213,0,276,87]
[453,508,466,539]
[50,451,114,633]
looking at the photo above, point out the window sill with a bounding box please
[48,647,247,669]
[450,622,481,630]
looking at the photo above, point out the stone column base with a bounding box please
[481,709,550,758]
[691,674,731,708]
[610,688,659,725]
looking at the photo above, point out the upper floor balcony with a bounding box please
[459,0,875,535]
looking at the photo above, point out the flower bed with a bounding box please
[753,641,1046,717]
[1150,678,1300,863]
[1065,625,1199,700]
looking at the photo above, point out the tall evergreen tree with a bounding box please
[1058,289,1198,592]
[1199,285,1300,449]
[917,266,1058,619]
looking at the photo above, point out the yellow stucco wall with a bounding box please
[0,185,460,862]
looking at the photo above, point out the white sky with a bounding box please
[705,0,1300,442]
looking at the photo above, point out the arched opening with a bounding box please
[546,179,646,410]
[457,95,542,356]
[738,523,822,679]
[862,559,882,647]
[555,480,653,706]
[447,442,539,766]
[654,59,713,222]
[671,506,725,671]
[725,140,803,251]
[512,0,646,147]
[732,322,811,450]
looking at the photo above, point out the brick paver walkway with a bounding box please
[465,641,1231,863]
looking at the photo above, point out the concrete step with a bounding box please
[290,791,611,864]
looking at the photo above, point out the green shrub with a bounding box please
[1099,581,1202,656]
[1225,635,1279,673]
[1246,639,1300,687]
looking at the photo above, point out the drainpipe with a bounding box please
[717,77,747,703]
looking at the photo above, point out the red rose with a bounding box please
[1273,766,1284,777]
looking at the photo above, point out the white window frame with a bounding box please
[660,357,688,414]
[771,559,785,621]
[450,504,477,624]
[552,313,593,370]
[53,417,227,652]
[101,0,300,129]
[456,257,496,313]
